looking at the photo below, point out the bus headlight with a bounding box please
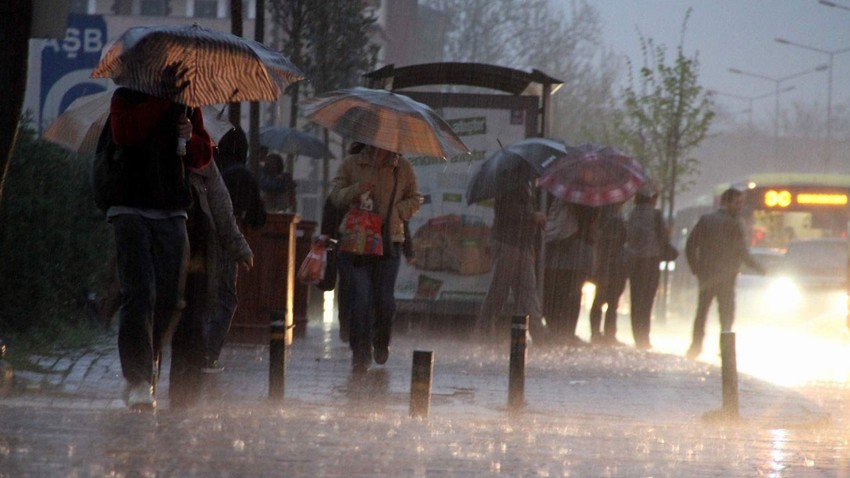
[765,277,802,311]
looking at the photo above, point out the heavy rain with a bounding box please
[2,0,850,477]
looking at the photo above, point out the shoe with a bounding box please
[201,359,224,374]
[352,362,369,375]
[564,335,589,348]
[590,333,605,346]
[686,344,702,360]
[635,341,653,351]
[373,344,389,365]
[604,335,626,347]
[126,382,156,410]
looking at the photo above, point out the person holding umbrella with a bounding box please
[329,143,421,374]
[474,163,549,341]
[103,84,213,410]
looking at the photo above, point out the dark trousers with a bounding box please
[345,246,401,367]
[113,215,188,386]
[589,268,627,338]
[544,268,587,339]
[205,255,238,361]
[629,256,660,347]
[690,275,737,348]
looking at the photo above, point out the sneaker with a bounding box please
[201,359,224,374]
[352,362,369,375]
[126,382,156,410]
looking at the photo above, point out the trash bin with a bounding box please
[293,220,317,338]
[229,213,299,345]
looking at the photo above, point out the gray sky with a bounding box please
[568,0,850,125]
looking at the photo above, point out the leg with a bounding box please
[475,243,511,335]
[113,215,157,387]
[372,245,401,364]
[511,246,548,341]
[205,256,238,364]
[603,270,628,340]
[346,255,376,371]
[588,280,607,340]
[336,253,352,343]
[716,278,737,332]
[688,281,716,358]
[563,269,586,340]
[543,268,568,337]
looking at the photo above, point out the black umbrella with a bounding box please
[259,126,334,159]
[466,137,568,204]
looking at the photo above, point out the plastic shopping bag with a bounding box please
[297,240,328,285]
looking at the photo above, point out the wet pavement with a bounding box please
[2,305,849,477]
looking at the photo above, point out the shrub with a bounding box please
[0,121,113,338]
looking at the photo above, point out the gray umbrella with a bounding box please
[258,126,334,159]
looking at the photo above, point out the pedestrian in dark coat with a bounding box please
[685,187,764,359]
[588,202,628,346]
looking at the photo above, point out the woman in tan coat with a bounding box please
[330,143,421,374]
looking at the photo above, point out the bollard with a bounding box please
[508,315,528,413]
[269,319,286,400]
[409,350,434,418]
[720,331,739,419]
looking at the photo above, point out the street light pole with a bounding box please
[712,88,793,130]
[728,64,828,161]
[775,38,850,171]
[819,0,850,12]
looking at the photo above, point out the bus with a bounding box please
[675,173,850,250]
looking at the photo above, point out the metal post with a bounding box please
[720,332,739,419]
[409,350,434,418]
[269,317,286,400]
[508,315,528,413]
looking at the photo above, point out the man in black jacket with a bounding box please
[685,188,765,359]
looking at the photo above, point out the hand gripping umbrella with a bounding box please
[301,87,470,159]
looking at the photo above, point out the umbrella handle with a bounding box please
[176,106,192,156]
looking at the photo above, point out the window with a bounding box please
[195,0,218,18]
[141,0,169,16]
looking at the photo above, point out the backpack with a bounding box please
[91,115,119,212]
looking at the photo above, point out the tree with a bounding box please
[608,9,714,223]
[418,0,620,143]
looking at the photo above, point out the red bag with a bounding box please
[297,241,327,284]
[338,207,384,256]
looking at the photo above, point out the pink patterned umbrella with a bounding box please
[538,144,647,206]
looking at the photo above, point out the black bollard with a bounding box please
[508,315,528,413]
[720,331,739,419]
[409,350,434,418]
[269,318,286,400]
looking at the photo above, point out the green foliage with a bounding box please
[605,9,715,217]
[0,122,113,335]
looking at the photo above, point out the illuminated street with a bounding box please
[2,295,849,477]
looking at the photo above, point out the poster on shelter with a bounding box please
[394,106,527,302]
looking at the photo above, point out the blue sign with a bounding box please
[39,14,109,132]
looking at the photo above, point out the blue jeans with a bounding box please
[344,245,401,367]
[112,214,188,386]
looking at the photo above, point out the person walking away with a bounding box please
[474,165,549,342]
[330,144,421,374]
[684,187,765,359]
[204,128,266,373]
[624,186,666,350]
[543,198,599,347]
[588,202,628,346]
[259,152,298,213]
[170,159,253,406]
[104,86,213,410]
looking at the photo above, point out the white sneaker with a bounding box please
[126,382,156,410]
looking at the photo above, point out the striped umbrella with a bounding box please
[538,143,647,206]
[259,126,334,159]
[301,87,470,159]
[42,90,236,154]
[91,24,304,107]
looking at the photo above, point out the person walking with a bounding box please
[259,152,298,213]
[543,198,598,347]
[170,159,253,406]
[103,86,213,410]
[684,187,765,360]
[203,128,266,373]
[474,165,549,341]
[330,143,421,374]
[588,202,628,346]
[624,187,666,350]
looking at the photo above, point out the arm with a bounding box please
[329,157,363,208]
[205,162,253,267]
[185,107,213,165]
[394,161,422,222]
[685,219,702,274]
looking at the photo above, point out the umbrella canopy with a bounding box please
[42,90,235,154]
[301,87,470,159]
[91,24,304,107]
[466,137,568,204]
[538,143,647,206]
[259,126,334,159]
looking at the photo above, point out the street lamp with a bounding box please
[711,87,795,130]
[775,37,850,170]
[819,0,850,12]
[728,64,829,141]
